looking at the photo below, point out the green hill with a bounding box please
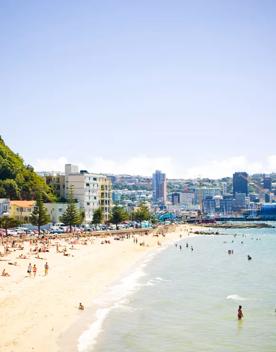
[0,136,55,201]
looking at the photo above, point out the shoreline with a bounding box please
[0,224,193,352]
[60,227,192,352]
[60,247,159,352]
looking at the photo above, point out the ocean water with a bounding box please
[78,224,276,352]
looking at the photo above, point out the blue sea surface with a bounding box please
[81,224,276,352]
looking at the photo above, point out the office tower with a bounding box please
[152,170,167,205]
[263,176,272,191]
[233,172,248,196]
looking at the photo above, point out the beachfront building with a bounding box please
[65,164,112,223]
[0,198,10,217]
[152,170,167,206]
[10,200,35,222]
[44,203,77,224]
[98,175,113,221]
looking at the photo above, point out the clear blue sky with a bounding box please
[1,0,276,178]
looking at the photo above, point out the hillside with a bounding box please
[0,136,55,201]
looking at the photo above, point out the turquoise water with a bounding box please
[80,224,276,352]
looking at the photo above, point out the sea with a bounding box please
[77,223,276,352]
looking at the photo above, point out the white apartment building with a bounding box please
[0,198,10,217]
[44,203,77,224]
[65,164,112,223]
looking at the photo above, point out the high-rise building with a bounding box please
[263,176,272,191]
[233,172,248,196]
[152,170,167,205]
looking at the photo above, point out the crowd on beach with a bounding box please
[0,227,172,281]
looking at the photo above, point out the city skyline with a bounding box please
[1,1,276,178]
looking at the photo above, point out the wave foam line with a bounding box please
[77,250,161,352]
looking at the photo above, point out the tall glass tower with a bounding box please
[152,170,167,205]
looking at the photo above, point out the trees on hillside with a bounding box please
[60,186,83,232]
[30,193,50,235]
[0,136,55,201]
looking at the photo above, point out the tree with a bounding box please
[0,216,20,241]
[0,137,55,201]
[132,203,151,222]
[0,179,20,199]
[92,207,104,224]
[60,186,82,232]
[30,193,50,235]
[110,205,128,228]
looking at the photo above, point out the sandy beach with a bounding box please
[0,224,193,352]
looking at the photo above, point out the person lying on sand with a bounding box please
[35,255,45,260]
[8,261,17,266]
[2,269,10,277]
[17,254,28,259]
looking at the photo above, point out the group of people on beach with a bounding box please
[26,262,48,277]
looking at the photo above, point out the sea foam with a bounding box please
[77,250,161,352]
[226,294,247,301]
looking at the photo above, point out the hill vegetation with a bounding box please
[0,136,55,201]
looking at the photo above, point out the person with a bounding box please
[1,269,10,277]
[27,263,32,277]
[33,264,37,277]
[79,303,84,310]
[44,262,49,276]
[237,305,243,320]
[248,255,252,261]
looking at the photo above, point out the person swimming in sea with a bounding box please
[237,305,243,320]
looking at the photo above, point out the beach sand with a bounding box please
[0,224,193,352]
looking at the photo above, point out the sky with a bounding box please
[1,0,276,178]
